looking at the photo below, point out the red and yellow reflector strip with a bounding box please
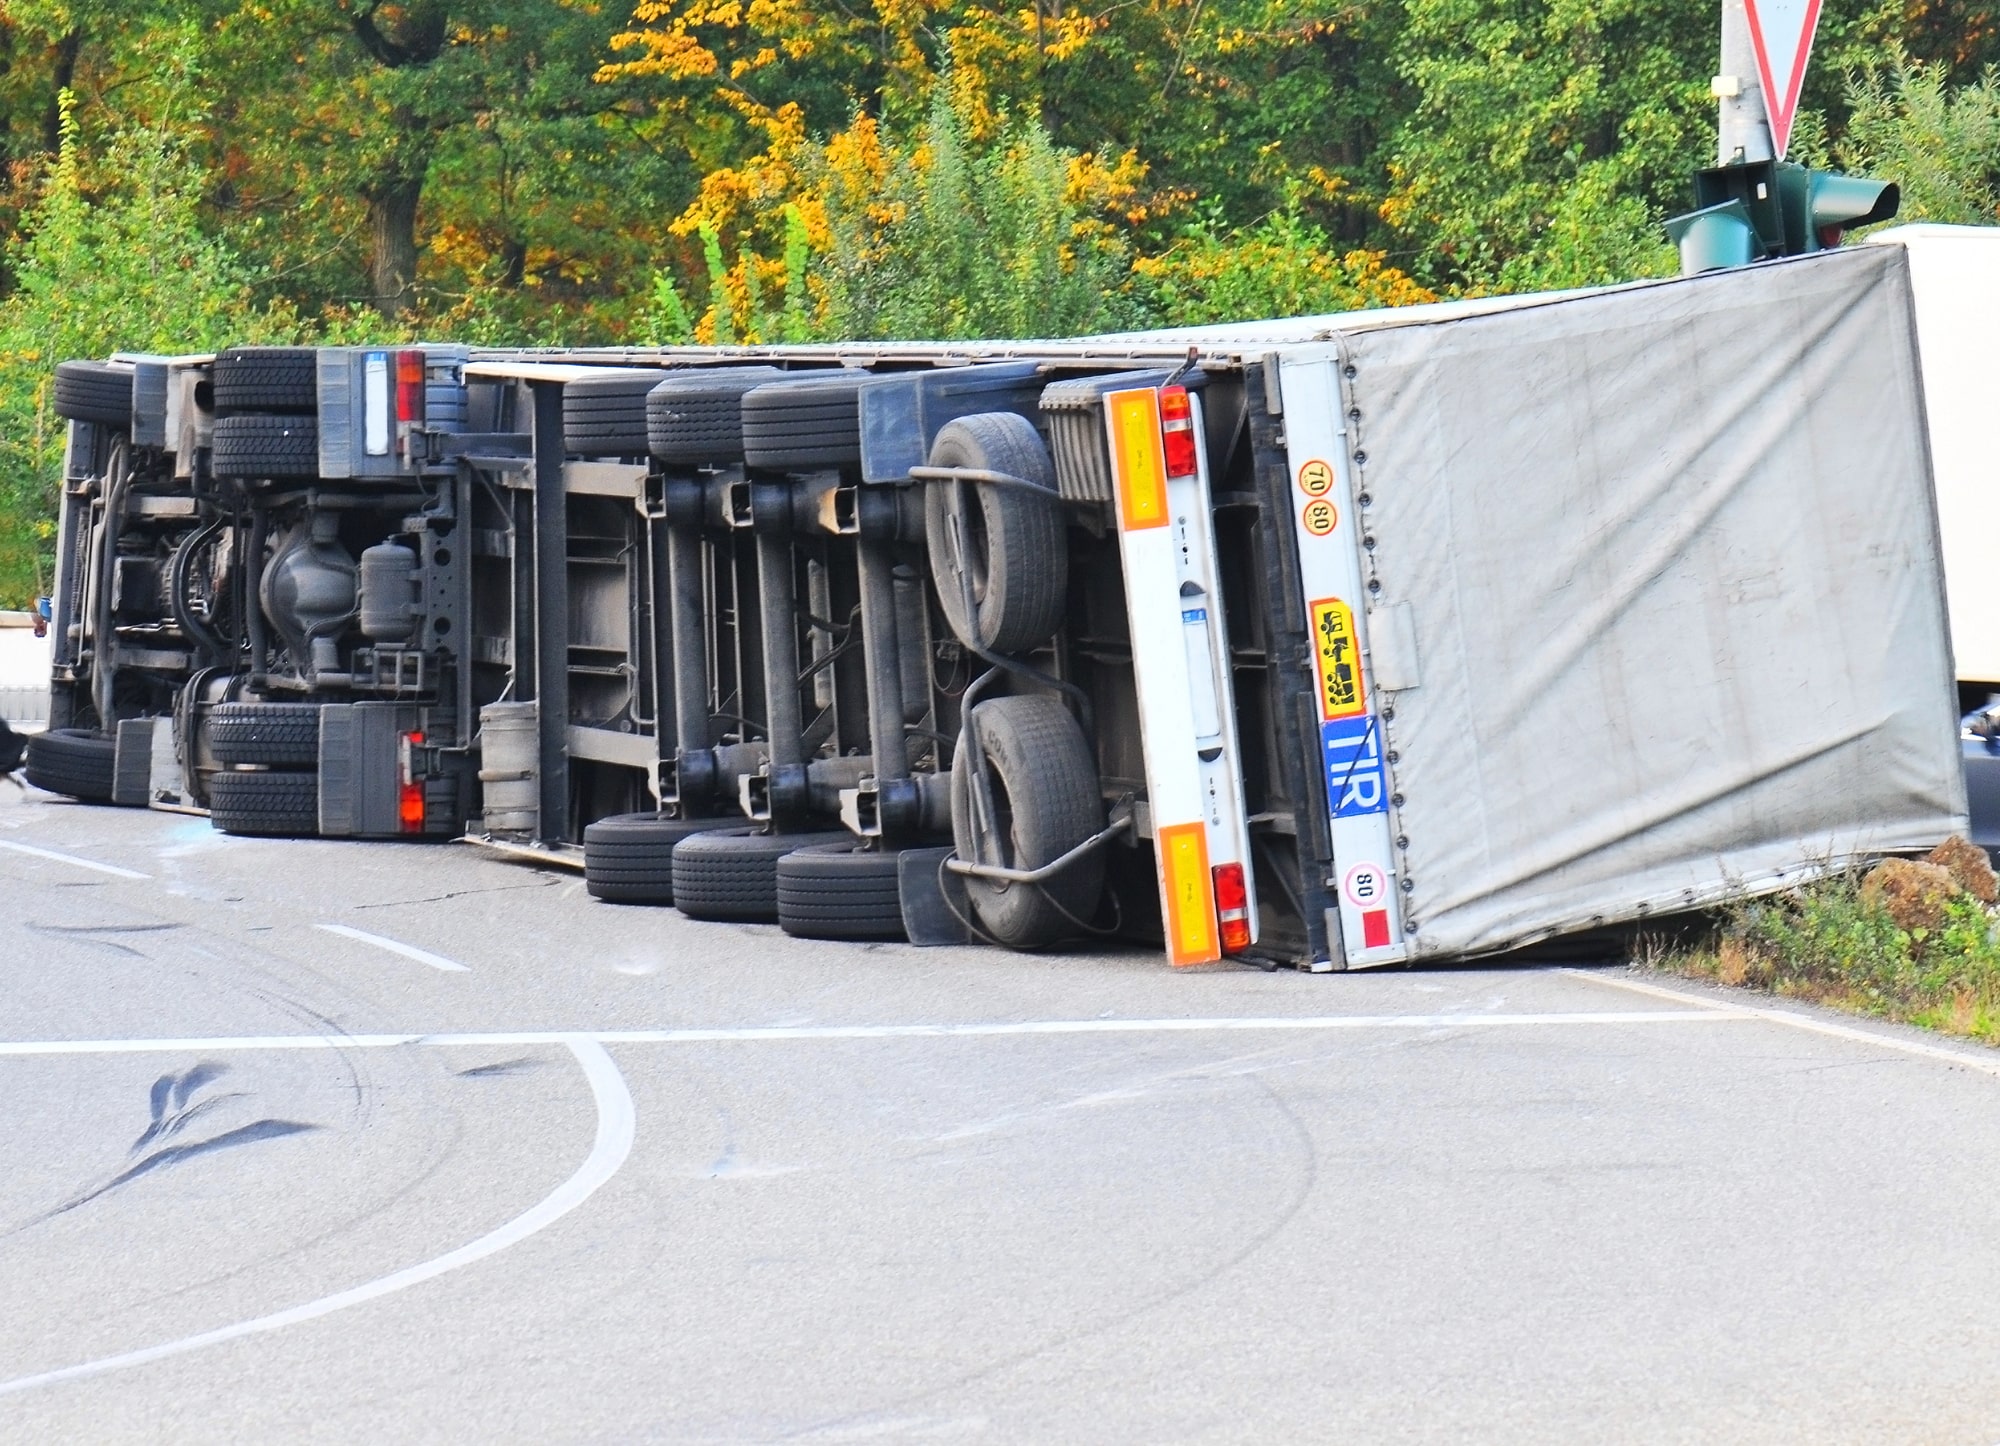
[1158,820,1218,966]
[1107,388,1169,531]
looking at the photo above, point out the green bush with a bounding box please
[0,92,307,605]
[1134,201,1438,325]
[1834,52,2000,226]
[1660,862,2000,1042]
[811,85,1137,341]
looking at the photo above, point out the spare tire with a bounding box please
[740,371,873,471]
[23,727,118,802]
[562,370,662,457]
[211,347,318,415]
[53,361,134,428]
[212,414,318,479]
[776,841,907,940]
[925,412,1067,654]
[671,827,853,922]
[949,693,1103,948]
[583,813,723,904]
[645,367,791,466]
[208,768,319,837]
[207,701,322,768]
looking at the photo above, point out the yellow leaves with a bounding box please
[1036,10,1100,60]
[598,26,720,81]
[1065,147,1146,212]
[1337,249,1438,308]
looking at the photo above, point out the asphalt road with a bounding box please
[4,782,2000,1442]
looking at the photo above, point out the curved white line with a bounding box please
[0,1037,634,1398]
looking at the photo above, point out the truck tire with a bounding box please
[207,702,322,767]
[211,347,318,415]
[563,372,661,457]
[740,372,871,470]
[950,694,1103,948]
[671,827,853,922]
[212,414,319,479]
[583,813,720,904]
[925,413,1067,654]
[646,367,788,465]
[776,841,907,940]
[53,361,134,428]
[23,728,118,802]
[208,769,319,837]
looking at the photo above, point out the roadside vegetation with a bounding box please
[0,3,1996,600]
[1647,839,2000,1043]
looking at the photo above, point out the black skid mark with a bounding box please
[455,1058,544,1078]
[43,1119,322,1221]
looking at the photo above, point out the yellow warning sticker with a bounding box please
[1298,459,1335,497]
[1310,597,1366,721]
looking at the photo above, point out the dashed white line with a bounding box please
[315,923,469,973]
[0,1010,1744,1057]
[0,1037,634,1399]
[0,838,149,880]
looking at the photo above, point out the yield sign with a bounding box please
[1744,0,1824,157]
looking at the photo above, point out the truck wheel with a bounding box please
[23,728,118,802]
[925,413,1067,654]
[646,367,788,465]
[212,414,319,479]
[776,841,907,940]
[207,702,322,768]
[208,769,319,837]
[740,372,870,470]
[950,694,1103,948]
[583,813,720,904]
[53,361,134,428]
[211,347,318,415]
[563,371,661,457]
[671,827,853,922]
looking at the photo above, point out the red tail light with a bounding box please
[395,349,425,425]
[1159,385,1198,478]
[398,730,426,834]
[1213,861,1251,954]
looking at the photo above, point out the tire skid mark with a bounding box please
[0,1038,635,1399]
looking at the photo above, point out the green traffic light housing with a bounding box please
[1663,159,1900,275]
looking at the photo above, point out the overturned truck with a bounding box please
[29,244,1965,968]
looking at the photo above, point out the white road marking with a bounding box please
[315,923,469,973]
[1562,967,2000,1081]
[0,838,149,880]
[0,1037,634,1399]
[0,1010,1743,1058]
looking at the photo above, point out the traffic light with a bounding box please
[1663,159,1900,275]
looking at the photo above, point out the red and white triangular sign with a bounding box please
[1744,0,1824,157]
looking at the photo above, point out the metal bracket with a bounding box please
[944,807,1134,885]
[909,464,1066,499]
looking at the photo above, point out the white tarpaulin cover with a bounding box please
[1341,246,1964,958]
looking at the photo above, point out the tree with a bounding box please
[1835,52,2000,224]
[1380,0,1709,292]
[0,90,302,603]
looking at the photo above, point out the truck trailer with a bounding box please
[24,242,1966,969]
